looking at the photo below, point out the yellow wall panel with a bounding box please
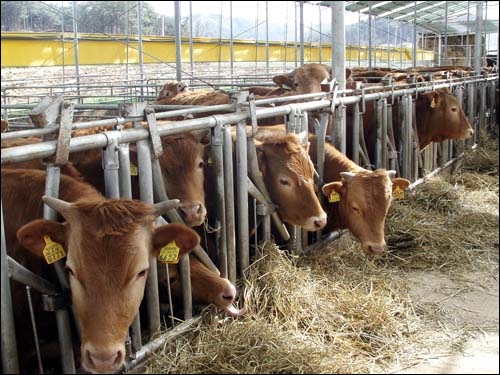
[1,32,434,67]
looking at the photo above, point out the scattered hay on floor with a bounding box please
[143,140,498,374]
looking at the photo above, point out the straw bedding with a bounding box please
[142,135,498,374]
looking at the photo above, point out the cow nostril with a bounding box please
[314,217,327,229]
[223,284,236,302]
[85,347,124,372]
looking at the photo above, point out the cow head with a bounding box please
[417,88,474,149]
[321,170,410,256]
[154,80,190,103]
[159,255,247,318]
[129,130,209,228]
[16,196,200,374]
[254,132,327,232]
[272,63,332,95]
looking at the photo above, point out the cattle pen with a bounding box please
[1,1,499,374]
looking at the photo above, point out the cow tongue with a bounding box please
[223,303,248,317]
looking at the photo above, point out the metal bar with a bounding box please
[1,198,20,374]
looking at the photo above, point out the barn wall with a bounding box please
[1,32,434,68]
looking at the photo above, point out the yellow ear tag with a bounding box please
[130,163,138,176]
[207,157,213,166]
[328,191,340,203]
[42,235,66,264]
[158,241,180,264]
[430,98,436,108]
[393,185,405,199]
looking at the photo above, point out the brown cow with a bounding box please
[153,89,230,106]
[154,80,191,102]
[152,64,334,125]
[228,127,327,232]
[2,126,210,228]
[311,136,410,255]
[2,168,200,374]
[345,87,474,165]
[272,63,332,95]
[159,255,247,318]
[70,129,210,227]
[2,132,246,317]
[1,118,9,132]
[254,125,410,255]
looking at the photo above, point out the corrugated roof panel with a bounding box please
[320,1,500,36]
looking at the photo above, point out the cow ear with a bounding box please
[192,129,211,145]
[345,68,352,81]
[17,219,67,257]
[152,223,200,258]
[427,91,440,109]
[392,177,410,190]
[391,178,410,200]
[321,181,343,203]
[254,141,268,175]
[272,75,293,90]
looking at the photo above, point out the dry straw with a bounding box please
[143,136,498,374]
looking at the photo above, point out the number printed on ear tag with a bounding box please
[42,235,66,264]
[158,241,180,264]
[328,191,340,203]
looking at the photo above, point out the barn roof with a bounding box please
[315,1,499,36]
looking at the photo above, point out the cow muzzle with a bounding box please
[178,201,207,227]
[362,241,386,256]
[81,342,125,374]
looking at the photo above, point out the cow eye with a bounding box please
[137,268,149,279]
[64,264,74,276]
[451,106,457,112]
[351,206,361,214]
[279,178,290,186]
[198,160,204,169]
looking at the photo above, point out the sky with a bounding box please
[146,1,361,26]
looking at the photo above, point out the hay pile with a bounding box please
[143,137,498,374]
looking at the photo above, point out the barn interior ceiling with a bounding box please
[315,1,499,36]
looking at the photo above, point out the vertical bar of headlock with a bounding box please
[222,126,237,283]
[375,99,383,169]
[1,198,20,374]
[211,123,228,279]
[479,82,487,142]
[44,165,76,374]
[117,142,142,358]
[466,83,476,146]
[410,95,420,181]
[286,107,307,254]
[102,132,121,199]
[150,160,193,321]
[488,81,496,130]
[245,135,269,247]
[314,112,330,243]
[387,102,398,173]
[454,85,465,158]
[381,98,388,169]
[401,95,412,181]
[236,120,249,277]
[352,102,360,166]
[132,109,161,335]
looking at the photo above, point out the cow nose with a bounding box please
[222,282,237,303]
[83,344,125,374]
[178,201,207,227]
[363,242,385,256]
[314,213,327,230]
